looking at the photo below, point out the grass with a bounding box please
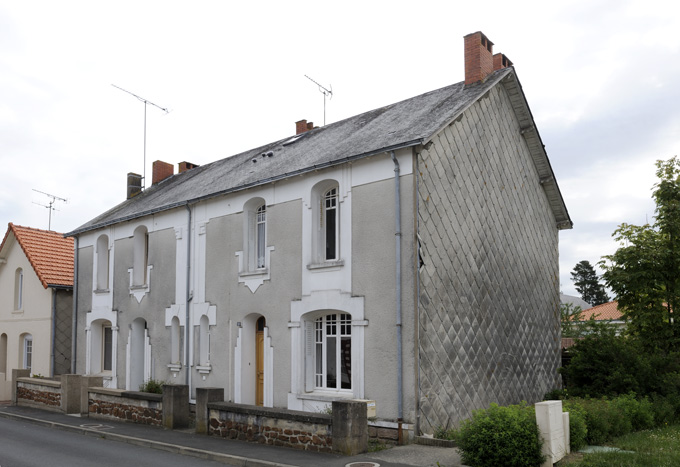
[557,424,680,466]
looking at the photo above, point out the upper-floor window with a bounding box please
[256,205,266,269]
[310,180,341,266]
[323,188,338,261]
[132,226,149,286]
[96,234,110,291]
[14,268,23,310]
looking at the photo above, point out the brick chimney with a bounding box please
[152,160,174,185]
[493,53,513,71]
[178,161,199,173]
[127,172,142,199]
[295,119,315,135]
[464,31,494,85]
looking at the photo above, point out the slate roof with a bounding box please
[0,223,74,288]
[67,67,571,236]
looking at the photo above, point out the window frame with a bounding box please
[14,268,23,311]
[23,334,33,371]
[255,204,266,269]
[310,313,352,392]
[322,188,338,261]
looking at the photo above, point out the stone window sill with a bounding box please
[307,259,345,270]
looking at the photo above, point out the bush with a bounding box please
[611,393,655,431]
[454,403,544,467]
[563,400,588,451]
[139,379,164,394]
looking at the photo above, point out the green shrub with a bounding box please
[433,425,456,441]
[139,379,164,394]
[650,394,676,426]
[563,400,588,451]
[454,403,544,467]
[612,393,655,431]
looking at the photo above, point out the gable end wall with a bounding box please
[417,84,561,431]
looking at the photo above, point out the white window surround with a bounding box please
[128,226,152,303]
[94,234,111,292]
[165,304,185,377]
[287,291,366,411]
[192,302,216,378]
[309,180,344,268]
[236,197,275,293]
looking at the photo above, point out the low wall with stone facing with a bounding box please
[208,402,333,452]
[88,388,163,426]
[16,378,62,411]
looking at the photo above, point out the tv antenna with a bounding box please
[304,75,333,126]
[112,84,169,189]
[32,189,67,231]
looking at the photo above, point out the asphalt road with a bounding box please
[0,417,226,467]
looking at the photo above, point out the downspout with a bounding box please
[185,204,193,389]
[50,288,56,378]
[71,236,79,374]
[390,150,404,444]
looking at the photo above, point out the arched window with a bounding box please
[132,226,149,286]
[308,313,351,391]
[14,268,23,310]
[310,180,341,265]
[323,188,338,261]
[199,315,210,366]
[96,234,110,291]
[170,316,181,365]
[256,205,266,269]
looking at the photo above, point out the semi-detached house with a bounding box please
[66,31,572,436]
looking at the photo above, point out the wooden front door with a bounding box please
[255,317,265,406]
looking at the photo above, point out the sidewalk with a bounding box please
[0,403,463,467]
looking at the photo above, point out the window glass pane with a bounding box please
[103,327,113,371]
[326,336,337,388]
[256,205,266,268]
[315,319,323,387]
[341,336,351,389]
[25,337,32,370]
[324,188,337,260]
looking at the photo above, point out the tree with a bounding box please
[601,157,680,352]
[571,260,610,306]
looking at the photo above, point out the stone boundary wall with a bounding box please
[208,402,333,452]
[88,388,163,426]
[16,377,62,411]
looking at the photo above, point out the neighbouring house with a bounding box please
[560,293,591,311]
[65,31,571,435]
[0,223,74,400]
[562,301,625,350]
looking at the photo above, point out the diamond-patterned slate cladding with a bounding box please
[417,84,561,432]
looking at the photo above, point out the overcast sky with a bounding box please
[2,0,678,299]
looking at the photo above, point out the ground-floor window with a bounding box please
[314,313,351,390]
[23,334,33,371]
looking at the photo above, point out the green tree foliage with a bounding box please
[571,260,610,306]
[601,157,680,353]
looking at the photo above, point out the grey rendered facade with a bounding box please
[68,32,571,434]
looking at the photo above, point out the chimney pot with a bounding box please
[127,172,142,199]
[464,31,495,85]
[493,53,513,71]
[178,161,199,173]
[296,119,308,135]
[152,160,174,185]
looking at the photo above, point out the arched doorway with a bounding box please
[127,318,150,391]
[234,314,273,406]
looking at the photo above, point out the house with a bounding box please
[65,31,571,434]
[560,293,591,311]
[0,223,74,399]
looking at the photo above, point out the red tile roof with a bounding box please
[0,223,74,288]
[579,301,622,321]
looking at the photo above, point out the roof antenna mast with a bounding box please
[111,84,169,189]
[304,75,333,126]
[32,189,67,231]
